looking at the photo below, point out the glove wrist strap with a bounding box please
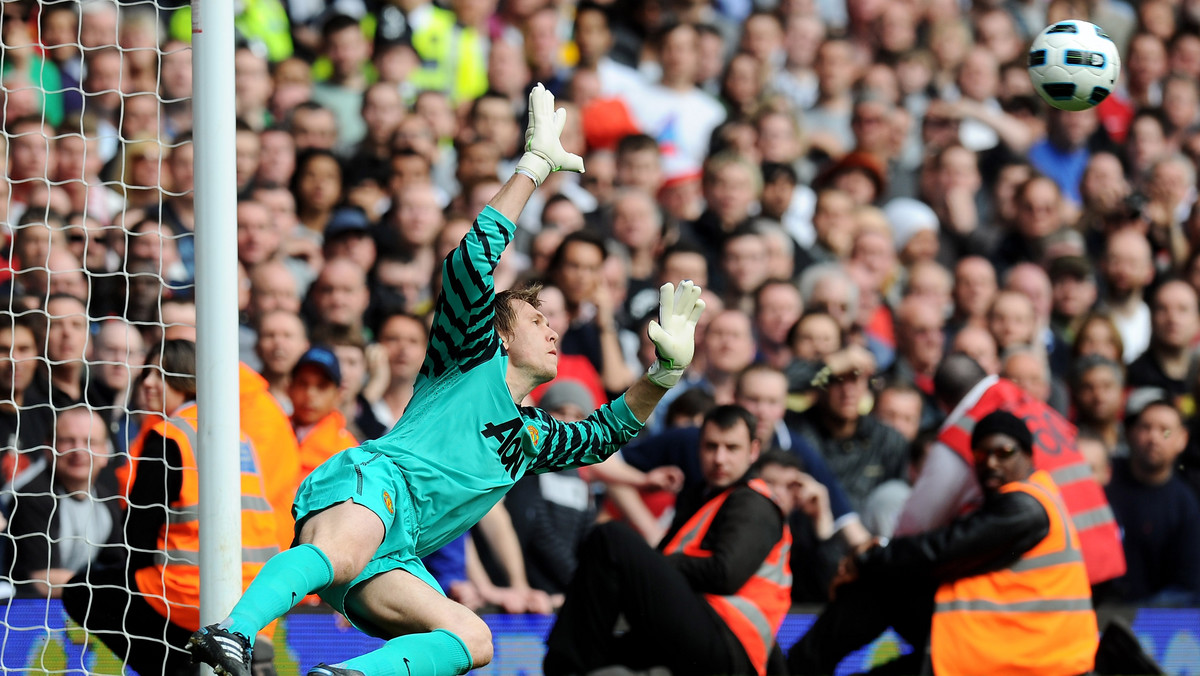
[516,151,554,186]
[646,360,684,389]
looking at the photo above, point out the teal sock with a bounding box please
[223,544,334,644]
[340,629,473,676]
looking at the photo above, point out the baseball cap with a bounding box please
[324,206,372,241]
[660,153,703,192]
[293,345,342,386]
[374,4,415,51]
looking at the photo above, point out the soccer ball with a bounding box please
[1027,20,1121,112]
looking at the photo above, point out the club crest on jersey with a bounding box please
[383,490,394,514]
[526,424,539,446]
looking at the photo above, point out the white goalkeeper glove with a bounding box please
[515,83,585,187]
[646,281,706,389]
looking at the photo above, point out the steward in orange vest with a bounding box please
[295,407,359,478]
[932,466,1098,676]
[791,410,1098,676]
[128,405,281,629]
[114,364,301,550]
[545,405,791,676]
[62,340,282,676]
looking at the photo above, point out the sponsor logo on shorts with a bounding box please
[526,425,539,446]
[383,490,394,514]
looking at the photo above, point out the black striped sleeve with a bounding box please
[423,207,516,376]
[525,395,646,473]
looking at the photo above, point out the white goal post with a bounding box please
[190,0,246,634]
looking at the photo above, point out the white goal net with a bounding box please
[0,0,196,673]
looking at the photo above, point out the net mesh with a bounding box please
[0,1,193,672]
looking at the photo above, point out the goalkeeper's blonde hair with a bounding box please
[493,283,543,340]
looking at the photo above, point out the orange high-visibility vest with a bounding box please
[131,404,281,631]
[938,378,1125,584]
[117,363,302,551]
[931,470,1099,676]
[296,409,358,479]
[239,363,302,549]
[117,414,163,502]
[662,479,792,676]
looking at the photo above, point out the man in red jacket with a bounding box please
[898,354,1124,584]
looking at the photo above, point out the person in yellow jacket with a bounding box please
[790,410,1098,676]
[402,0,488,103]
[63,340,281,676]
[289,346,359,479]
[169,0,293,62]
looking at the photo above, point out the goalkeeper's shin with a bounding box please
[340,629,473,676]
[224,543,334,644]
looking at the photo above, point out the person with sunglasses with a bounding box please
[788,410,1099,676]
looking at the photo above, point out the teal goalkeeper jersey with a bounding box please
[358,206,644,557]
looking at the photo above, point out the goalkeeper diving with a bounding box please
[188,83,706,676]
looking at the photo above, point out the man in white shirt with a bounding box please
[626,22,726,167]
[573,2,648,102]
[1100,228,1154,363]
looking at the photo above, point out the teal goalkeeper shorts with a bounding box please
[292,446,444,634]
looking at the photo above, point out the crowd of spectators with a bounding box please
[0,0,1198,658]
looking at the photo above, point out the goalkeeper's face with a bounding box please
[503,300,560,385]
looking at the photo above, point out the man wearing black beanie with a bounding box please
[970,409,1035,493]
[789,409,1099,676]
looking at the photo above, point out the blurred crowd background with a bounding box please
[0,0,1197,620]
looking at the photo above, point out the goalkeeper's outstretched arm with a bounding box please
[624,280,706,422]
[485,173,537,225]
[526,281,707,474]
[424,83,583,377]
[489,80,585,224]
